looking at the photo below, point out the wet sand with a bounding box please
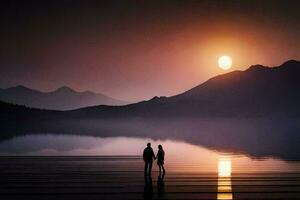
[0,156,299,200]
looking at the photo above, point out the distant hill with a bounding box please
[166,59,300,117]
[70,60,300,118]
[0,86,129,110]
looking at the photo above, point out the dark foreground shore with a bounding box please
[0,156,299,200]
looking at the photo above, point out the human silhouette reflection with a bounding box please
[143,174,153,199]
[157,175,165,198]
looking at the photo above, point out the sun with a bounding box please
[218,55,232,70]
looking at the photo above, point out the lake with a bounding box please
[0,134,299,199]
[0,134,299,173]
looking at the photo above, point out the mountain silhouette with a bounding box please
[165,59,300,117]
[1,60,299,117]
[0,86,129,110]
[69,60,300,118]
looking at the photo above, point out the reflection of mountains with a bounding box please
[0,60,300,160]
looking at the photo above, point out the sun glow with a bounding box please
[218,56,232,70]
[218,158,233,200]
[218,159,232,177]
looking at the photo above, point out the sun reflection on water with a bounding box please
[217,157,233,200]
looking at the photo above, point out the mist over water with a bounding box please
[0,134,299,174]
[3,117,299,160]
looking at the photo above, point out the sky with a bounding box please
[0,0,299,102]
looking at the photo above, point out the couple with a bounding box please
[143,142,165,178]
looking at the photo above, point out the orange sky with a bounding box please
[0,0,299,102]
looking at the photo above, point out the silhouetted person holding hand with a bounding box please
[143,142,156,176]
[156,144,165,179]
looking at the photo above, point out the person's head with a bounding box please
[147,142,151,147]
[158,144,163,150]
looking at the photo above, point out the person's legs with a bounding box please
[162,165,165,178]
[148,161,153,175]
[158,165,162,177]
[144,162,149,175]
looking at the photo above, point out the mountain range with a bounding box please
[0,86,128,110]
[1,60,300,118]
[68,59,300,118]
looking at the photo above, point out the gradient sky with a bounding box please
[0,0,299,102]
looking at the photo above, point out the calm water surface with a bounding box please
[0,134,299,174]
[1,134,299,200]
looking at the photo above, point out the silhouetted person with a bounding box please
[156,144,165,179]
[143,143,156,176]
